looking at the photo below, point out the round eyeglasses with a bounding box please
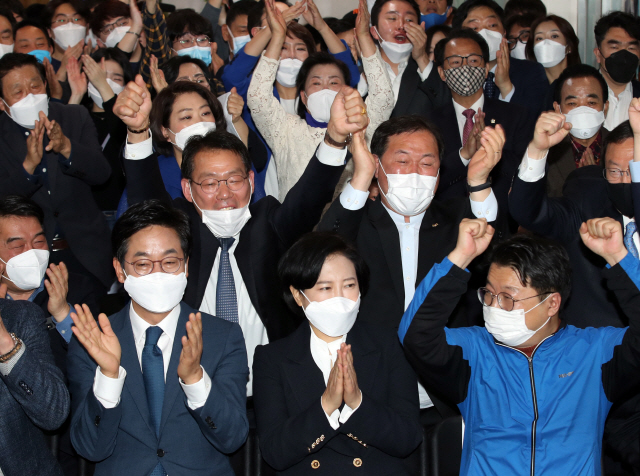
[190,175,247,194]
[477,287,550,312]
[124,257,185,276]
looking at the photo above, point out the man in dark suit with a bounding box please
[427,28,534,223]
[594,11,640,132]
[0,296,70,476]
[0,53,113,294]
[546,64,610,197]
[509,113,638,329]
[67,200,249,475]
[453,0,549,117]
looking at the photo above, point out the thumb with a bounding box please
[211,42,218,54]
[135,74,146,90]
[579,222,589,236]
[420,21,425,29]
[231,86,237,95]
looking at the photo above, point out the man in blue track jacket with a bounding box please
[399,215,640,475]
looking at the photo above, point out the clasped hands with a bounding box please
[321,343,362,416]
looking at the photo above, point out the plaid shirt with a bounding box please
[140,2,172,89]
[570,130,603,166]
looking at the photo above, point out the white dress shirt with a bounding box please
[309,329,361,429]
[604,81,633,131]
[93,304,211,410]
[384,59,433,103]
[453,95,485,166]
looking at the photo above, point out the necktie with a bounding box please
[462,109,475,147]
[484,71,499,99]
[216,237,238,323]
[142,326,167,476]
[624,221,639,259]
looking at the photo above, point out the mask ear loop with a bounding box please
[524,293,553,333]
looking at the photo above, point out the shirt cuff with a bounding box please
[518,147,548,182]
[322,399,341,430]
[125,131,154,160]
[629,159,640,182]
[54,306,74,343]
[0,341,26,376]
[499,84,515,102]
[459,148,470,167]
[339,182,369,210]
[93,366,126,409]
[181,365,211,410]
[316,140,348,166]
[338,392,362,424]
[417,61,433,82]
[470,189,498,222]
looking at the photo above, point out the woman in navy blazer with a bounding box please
[253,232,422,475]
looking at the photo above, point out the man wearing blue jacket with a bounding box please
[399,214,640,475]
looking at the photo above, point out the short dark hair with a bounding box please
[434,27,489,67]
[594,11,640,49]
[112,199,191,265]
[553,64,608,105]
[504,13,537,37]
[287,21,316,57]
[160,55,212,89]
[181,130,252,180]
[0,7,16,30]
[89,0,129,36]
[426,24,452,57]
[371,115,445,160]
[525,15,581,67]
[0,0,24,20]
[278,232,370,316]
[0,195,44,225]
[226,0,253,27]
[91,47,133,84]
[452,0,504,30]
[149,81,227,156]
[14,18,51,45]
[603,120,634,167]
[488,233,572,307]
[42,0,89,28]
[371,0,420,28]
[326,18,353,36]
[247,0,265,35]
[295,52,350,119]
[503,0,546,20]
[0,53,46,99]
[166,9,213,44]
[303,23,325,52]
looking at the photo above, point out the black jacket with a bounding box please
[391,60,450,118]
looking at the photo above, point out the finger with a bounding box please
[97,312,115,337]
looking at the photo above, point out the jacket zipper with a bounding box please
[496,334,555,476]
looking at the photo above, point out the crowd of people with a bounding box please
[2,0,640,474]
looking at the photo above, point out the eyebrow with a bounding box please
[200,168,244,178]
[132,248,179,258]
[564,93,601,100]
[177,104,209,113]
[6,231,45,244]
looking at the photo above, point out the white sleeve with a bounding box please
[470,189,498,222]
[93,366,127,408]
[459,148,471,167]
[629,160,640,182]
[338,392,362,424]
[417,61,433,81]
[316,140,348,166]
[517,148,549,182]
[321,399,341,430]
[499,85,515,102]
[124,131,154,160]
[339,182,370,211]
[180,365,212,410]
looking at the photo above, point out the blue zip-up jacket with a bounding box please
[399,254,640,476]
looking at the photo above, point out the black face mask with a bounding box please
[604,49,640,84]
[607,182,635,218]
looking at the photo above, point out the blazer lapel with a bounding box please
[236,223,260,317]
[195,223,219,307]
[346,324,380,398]
[416,203,450,283]
[393,59,421,115]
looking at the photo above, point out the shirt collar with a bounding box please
[382,201,426,226]
[608,81,633,100]
[490,64,497,74]
[453,94,485,117]
[3,278,45,302]
[129,302,181,347]
[383,59,409,77]
[309,325,347,354]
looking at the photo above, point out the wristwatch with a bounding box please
[324,131,352,148]
[467,177,492,194]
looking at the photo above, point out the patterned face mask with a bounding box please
[443,65,486,97]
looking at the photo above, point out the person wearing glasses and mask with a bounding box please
[509,103,640,330]
[253,229,422,474]
[167,9,217,74]
[504,13,533,61]
[67,199,249,476]
[43,0,88,82]
[399,216,640,476]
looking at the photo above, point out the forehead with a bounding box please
[192,149,245,177]
[178,62,205,77]
[0,14,11,29]
[126,225,182,254]
[16,25,47,40]
[284,34,306,45]
[535,20,560,34]
[0,215,42,237]
[465,6,500,22]
[307,63,343,80]
[380,1,418,16]
[104,59,124,75]
[54,3,78,16]
[605,137,634,167]
[560,76,603,100]
[2,65,42,87]
[444,37,483,56]
[604,26,638,43]
[172,91,208,110]
[318,253,356,279]
[487,264,527,291]
[383,130,439,157]
[230,13,248,26]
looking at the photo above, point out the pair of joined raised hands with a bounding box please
[322,343,361,415]
[24,111,72,174]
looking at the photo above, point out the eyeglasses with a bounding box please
[477,287,550,312]
[444,53,484,68]
[100,17,130,35]
[175,35,211,48]
[190,175,247,194]
[52,15,84,26]
[507,30,530,50]
[124,257,185,276]
[603,168,631,181]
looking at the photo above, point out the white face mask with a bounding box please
[3,93,49,129]
[483,294,551,347]
[88,78,124,109]
[0,249,50,291]
[301,291,360,337]
[105,26,130,48]
[510,41,527,60]
[477,29,503,61]
[305,89,338,123]
[564,106,605,140]
[533,39,567,68]
[85,29,97,47]
[378,161,438,216]
[232,33,251,55]
[276,58,303,88]
[53,23,86,49]
[189,182,252,238]
[375,27,413,64]
[124,271,188,314]
[0,43,13,59]
[169,121,217,151]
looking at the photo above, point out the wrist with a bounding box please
[60,138,72,158]
[498,80,513,97]
[181,366,203,385]
[527,145,547,161]
[326,124,348,144]
[51,304,71,323]
[101,367,119,380]
[448,249,473,270]
[321,394,339,415]
[23,160,37,175]
[460,147,471,160]
[0,332,15,355]
[606,250,628,267]
[467,176,489,188]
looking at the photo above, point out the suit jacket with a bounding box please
[67,302,249,476]
[391,60,450,117]
[509,165,627,328]
[124,146,346,342]
[508,57,550,117]
[546,128,609,198]
[253,321,422,475]
[0,299,69,476]
[0,103,114,288]
[633,79,640,98]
